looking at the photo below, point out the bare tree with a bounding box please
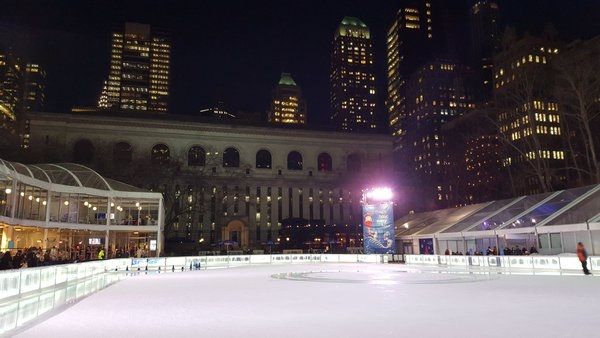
[553,37,600,184]
[493,32,563,194]
[108,150,254,253]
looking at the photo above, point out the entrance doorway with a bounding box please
[222,219,249,249]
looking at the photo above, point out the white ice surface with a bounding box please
[14,264,600,338]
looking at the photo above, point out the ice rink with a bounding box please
[13,263,600,338]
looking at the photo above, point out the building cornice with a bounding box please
[29,111,393,146]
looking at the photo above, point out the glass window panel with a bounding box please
[417,203,487,235]
[468,192,554,232]
[395,211,438,237]
[545,187,600,226]
[442,198,517,233]
[538,234,549,249]
[550,233,562,249]
[0,177,13,217]
[36,164,79,186]
[105,179,147,192]
[400,209,456,236]
[10,162,32,177]
[27,165,50,182]
[509,186,596,229]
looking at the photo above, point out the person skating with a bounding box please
[577,242,591,275]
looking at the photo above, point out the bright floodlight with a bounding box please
[365,187,393,201]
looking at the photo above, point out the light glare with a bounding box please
[365,187,393,201]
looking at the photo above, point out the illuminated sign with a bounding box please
[89,238,101,245]
[362,202,396,254]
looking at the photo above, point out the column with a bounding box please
[42,228,49,250]
[248,185,257,241]
[157,197,164,257]
[45,190,52,222]
[10,178,17,218]
[292,187,300,219]
[332,189,341,225]
[302,186,310,220]
[282,186,290,220]
[105,230,110,256]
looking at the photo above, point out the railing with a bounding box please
[0,259,130,302]
[0,254,385,302]
[404,254,600,272]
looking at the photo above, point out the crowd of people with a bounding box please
[0,245,151,270]
[0,247,73,270]
[444,245,539,256]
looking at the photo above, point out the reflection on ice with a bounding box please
[271,264,589,287]
[271,268,496,285]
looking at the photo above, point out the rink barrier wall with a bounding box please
[0,254,386,302]
[404,254,600,271]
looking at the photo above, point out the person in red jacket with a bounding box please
[577,242,591,275]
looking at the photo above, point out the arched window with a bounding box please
[151,144,170,165]
[113,142,132,164]
[256,150,272,169]
[347,153,361,172]
[73,139,94,164]
[223,147,240,168]
[287,151,303,170]
[317,152,332,172]
[188,146,206,166]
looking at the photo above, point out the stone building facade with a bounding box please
[26,112,393,253]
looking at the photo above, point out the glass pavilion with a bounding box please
[0,159,164,257]
[396,184,600,255]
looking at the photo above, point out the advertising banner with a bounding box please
[362,202,396,254]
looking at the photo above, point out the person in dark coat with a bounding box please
[577,242,591,275]
[12,250,23,269]
[0,251,13,270]
[25,248,38,268]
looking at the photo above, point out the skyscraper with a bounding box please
[101,22,170,113]
[0,51,22,121]
[401,60,476,210]
[330,17,377,133]
[386,1,434,138]
[268,73,307,125]
[0,52,45,150]
[470,0,499,103]
[19,63,46,149]
[22,63,46,112]
[0,51,20,151]
[494,36,564,195]
[443,111,505,206]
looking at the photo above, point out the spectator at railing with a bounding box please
[25,248,40,268]
[114,248,131,258]
[0,246,106,270]
[0,251,13,269]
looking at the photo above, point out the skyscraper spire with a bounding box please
[268,72,307,125]
[330,16,377,133]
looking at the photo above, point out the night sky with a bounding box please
[1,0,598,127]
